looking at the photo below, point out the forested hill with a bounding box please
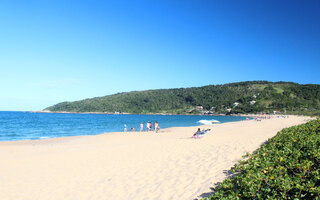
[44,81,320,115]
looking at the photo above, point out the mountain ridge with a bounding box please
[45,81,320,115]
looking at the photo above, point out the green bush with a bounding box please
[206,119,320,200]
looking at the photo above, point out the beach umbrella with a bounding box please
[211,120,220,123]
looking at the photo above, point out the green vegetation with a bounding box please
[205,119,320,200]
[45,81,320,115]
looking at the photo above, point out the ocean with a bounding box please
[0,111,246,141]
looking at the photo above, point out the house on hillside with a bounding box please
[250,100,256,105]
[210,107,216,111]
[196,106,203,111]
[273,110,281,114]
[233,102,240,107]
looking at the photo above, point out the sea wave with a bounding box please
[198,120,213,125]
[198,119,220,125]
[39,136,50,139]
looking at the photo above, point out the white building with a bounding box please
[233,102,240,107]
[196,106,203,111]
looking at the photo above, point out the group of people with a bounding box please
[244,115,289,122]
[124,121,160,133]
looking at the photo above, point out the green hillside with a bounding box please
[45,81,320,115]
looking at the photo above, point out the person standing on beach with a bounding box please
[124,124,127,132]
[140,122,143,132]
[146,122,150,132]
[154,121,160,133]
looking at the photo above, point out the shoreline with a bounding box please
[0,119,240,145]
[0,115,312,200]
[1,113,290,144]
[0,114,249,143]
[29,110,228,116]
[30,110,293,118]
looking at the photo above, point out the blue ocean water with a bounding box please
[0,111,246,141]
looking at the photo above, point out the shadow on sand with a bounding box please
[194,141,269,199]
[193,169,236,200]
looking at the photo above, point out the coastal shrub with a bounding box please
[206,119,320,200]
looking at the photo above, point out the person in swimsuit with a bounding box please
[154,121,160,133]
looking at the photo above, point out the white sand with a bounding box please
[0,115,311,200]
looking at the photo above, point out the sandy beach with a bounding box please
[0,115,311,200]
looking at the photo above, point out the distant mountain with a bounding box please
[45,81,320,115]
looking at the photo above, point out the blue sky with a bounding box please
[0,0,319,111]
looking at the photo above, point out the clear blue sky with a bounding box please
[0,0,319,111]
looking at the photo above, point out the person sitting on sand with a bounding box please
[193,128,201,137]
[193,128,211,137]
[200,129,207,135]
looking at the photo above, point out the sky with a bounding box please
[0,0,319,111]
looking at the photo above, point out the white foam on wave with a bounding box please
[197,120,213,125]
